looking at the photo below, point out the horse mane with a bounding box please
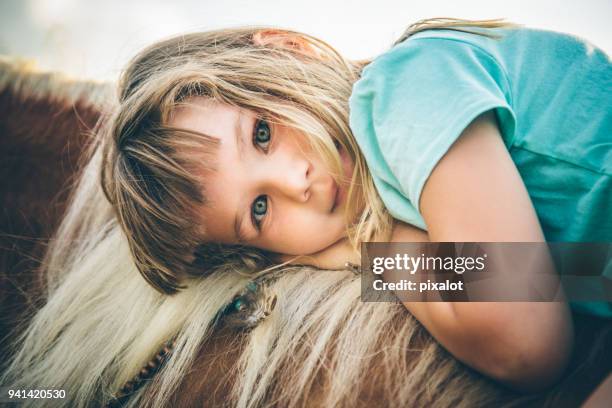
[1,58,610,407]
[0,56,112,357]
[0,57,113,108]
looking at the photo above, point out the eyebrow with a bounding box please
[234,212,248,244]
[235,110,244,161]
[233,111,247,243]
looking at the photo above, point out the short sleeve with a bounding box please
[349,37,516,229]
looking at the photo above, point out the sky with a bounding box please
[1,0,610,81]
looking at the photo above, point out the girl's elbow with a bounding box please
[491,323,575,393]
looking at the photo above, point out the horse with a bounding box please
[1,57,610,407]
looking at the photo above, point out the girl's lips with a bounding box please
[330,182,339,213]
[330,140,350,213]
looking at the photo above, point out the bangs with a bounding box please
[108,122,222,294]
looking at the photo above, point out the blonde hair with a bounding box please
[2,19,534,408]
[97,26,393,295]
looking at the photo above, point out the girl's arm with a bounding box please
[281,111,573,392]
[408,110,573,392]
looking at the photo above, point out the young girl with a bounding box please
[3,18,610,406]
[110,17,609,388]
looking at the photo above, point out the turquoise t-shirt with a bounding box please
[348,27,611,317]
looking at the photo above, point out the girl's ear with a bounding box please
[252,29,321,58]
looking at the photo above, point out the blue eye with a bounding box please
[253,119,271,151]
[251,195,268,229]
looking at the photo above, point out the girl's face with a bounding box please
[169,97,354,256]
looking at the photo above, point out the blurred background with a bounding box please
[1,0,611,82]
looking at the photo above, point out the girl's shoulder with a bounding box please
[348,28,519,231]
[357,27,510,89]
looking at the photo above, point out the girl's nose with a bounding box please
[264,157,312,202]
